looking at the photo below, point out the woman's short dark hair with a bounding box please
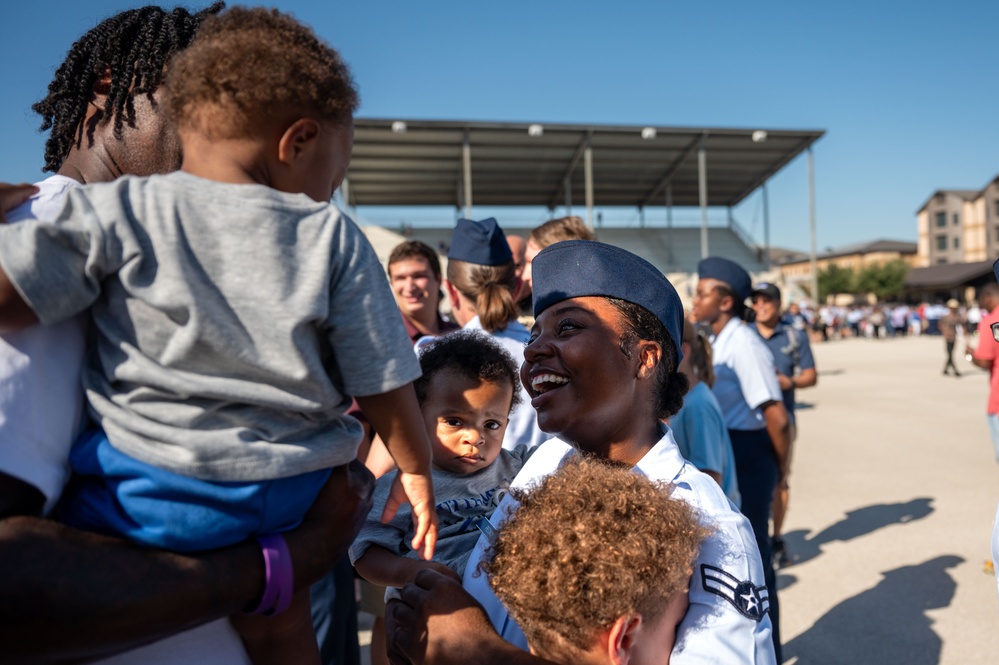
[607,298,688,420]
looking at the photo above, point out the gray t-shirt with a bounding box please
[0,171,420,482]
[350,446,533,577]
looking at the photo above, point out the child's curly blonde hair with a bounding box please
[482,456,709,657]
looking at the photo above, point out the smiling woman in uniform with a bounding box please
[388,240,778,665]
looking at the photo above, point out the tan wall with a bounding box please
[917,210,930,267]
[778,250,916,281]
[964,198,987,262]
[914,180,999,266]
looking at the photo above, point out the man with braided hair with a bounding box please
[0,5,373,664]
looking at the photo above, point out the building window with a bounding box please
[953,237,960,249]
[995,226,999,242]
[937,258,948,264]
[936,235,947,251]
[995,200,999,218]
[936,212,946,227]
[953,213,960,225]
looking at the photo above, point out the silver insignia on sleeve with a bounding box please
[700,564,770,622]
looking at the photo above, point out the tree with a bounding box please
[818,264,855,302]
[856,260,909,302]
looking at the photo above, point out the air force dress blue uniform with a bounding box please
[462,432,775,663]
[700,257,785,663]
[461,241,776,664]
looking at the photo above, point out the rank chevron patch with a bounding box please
[700,564,770,621]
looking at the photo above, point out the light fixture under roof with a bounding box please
[391,121,407,133]
[752,130,768,143]
[528,124,544,137]
[641,127,657,140]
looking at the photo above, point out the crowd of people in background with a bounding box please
[786,300,982,342]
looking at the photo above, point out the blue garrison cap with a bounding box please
[698,257,752,302]
[993,256,999,284]
[448,218,512,266]
[531,240,684,364]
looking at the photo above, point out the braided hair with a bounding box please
[32,2,224,173]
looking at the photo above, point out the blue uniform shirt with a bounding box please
[754,322,815,424]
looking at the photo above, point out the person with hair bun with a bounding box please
[671,318,740,508]
[692,256,790,663]
[445,218,547,452]
[388,241,775,665]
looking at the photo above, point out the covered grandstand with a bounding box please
[345,118,824,291]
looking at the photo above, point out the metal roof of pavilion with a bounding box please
[345,118,824,209]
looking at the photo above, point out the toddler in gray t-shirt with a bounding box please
[352,330,536,587]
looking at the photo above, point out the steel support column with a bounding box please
[462,134,473,218]
[698,137,709,258]
[666,182,673,228]
[584,143,594,229]
[763,183,771,267]
[808,146,818,304]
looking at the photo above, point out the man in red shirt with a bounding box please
[968,282,999,461]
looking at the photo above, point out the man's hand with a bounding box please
[0,183,37,222]
[385,569,516,665]
[284,460,374,590]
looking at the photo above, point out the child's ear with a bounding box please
[277,118,320,165]
[606,614,642,665]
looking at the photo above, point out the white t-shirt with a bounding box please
[1,175,249,664]
[710,318,782,431]
[1,175,86,513]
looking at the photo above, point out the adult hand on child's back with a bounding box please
[284,459,374,590]
[0,183,38,222]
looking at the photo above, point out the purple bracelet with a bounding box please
[246,533,294,616]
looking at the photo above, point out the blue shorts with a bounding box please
[59,429,332,552]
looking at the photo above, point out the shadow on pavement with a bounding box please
[782,555,962,664]
[780,498,934,570]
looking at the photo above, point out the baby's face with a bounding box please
[627,591,690,665]
[422,370,512,475]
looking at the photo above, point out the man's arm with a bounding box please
[0,183,42,332]
[0,265,37,333]
[971,356,994,370]
[761,400,791,480]
[0,460,374,664]
[355,545,461,588]
[778,367,817,391]
[385,569,555,665]
[0,183,38,221]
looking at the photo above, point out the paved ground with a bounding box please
[359,332,999,664]
[779,332,999,664]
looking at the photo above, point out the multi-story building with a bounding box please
[777,239,917,284]
[916,176,999,265]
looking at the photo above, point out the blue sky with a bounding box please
[2,0,997,252]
